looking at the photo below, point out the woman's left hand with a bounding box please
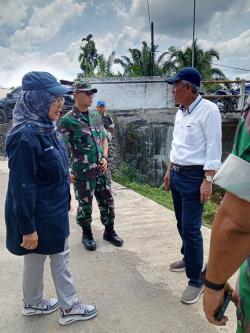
[21,231,38,250]
[99,158,108,172]
[70,173,75,183]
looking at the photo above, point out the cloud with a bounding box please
[215,30,250,58]
[0,0,249,85]
[0,38,83,87]
[47,40,83,79]
[112,0,132,19]
[114,25,147,54]
[10,0,86,50]
[131,0,238,38]
[0,0,31,28]
[0,47,41,86]
[0,29,7,45]
[228,0,250,15]
[95,32,115,55]
[197,30,250,78]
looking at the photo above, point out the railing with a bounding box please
[201,80,250,112]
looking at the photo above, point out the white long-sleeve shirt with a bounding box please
[170,95,222,170]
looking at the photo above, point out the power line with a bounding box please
[191,0,196,67]
[154,49,250,72]
[211,63,250,72]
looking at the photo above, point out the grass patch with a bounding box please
[113,163,219,227]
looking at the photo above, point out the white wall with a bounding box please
[89,76,173,110]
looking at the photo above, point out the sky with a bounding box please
[0,0,250,87]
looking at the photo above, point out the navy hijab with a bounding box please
[9,89,56,135]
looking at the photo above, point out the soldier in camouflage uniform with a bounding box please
[58,80,123,251]
[96,100,115,141]
[96,99,117,176]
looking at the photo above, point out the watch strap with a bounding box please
[202,268,225,291]
[204,175,213,182]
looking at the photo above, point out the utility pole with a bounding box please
[192,0,196,67]
[147,0,151,28]
[147,0,154,76]
[150,21,154,76]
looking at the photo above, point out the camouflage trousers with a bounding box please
[236,257,250,332]
[73,173,115,228]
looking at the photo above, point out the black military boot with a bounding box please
[81,224,96,251]
[103,224,124,247]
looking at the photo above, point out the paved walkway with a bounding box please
[0,160,236,333]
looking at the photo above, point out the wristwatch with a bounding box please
[204,175,213,182]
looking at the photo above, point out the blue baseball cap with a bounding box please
[22,71,72,95]
[97,100,106,107]
[166,67,201,87]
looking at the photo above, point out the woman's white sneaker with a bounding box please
[59,301,97,326]
[22,297,59,316]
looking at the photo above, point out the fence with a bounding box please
[201,80,250,112]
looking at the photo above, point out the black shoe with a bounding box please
[103,230,124,247]
[82,232,96,251]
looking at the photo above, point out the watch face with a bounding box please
[205,176,213,182]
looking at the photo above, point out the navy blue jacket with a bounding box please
[5,124,70,255]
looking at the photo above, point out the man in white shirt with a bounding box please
[164,67,222,304]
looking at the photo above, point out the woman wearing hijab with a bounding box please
[4,71,97,326]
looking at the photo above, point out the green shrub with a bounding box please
[113,162,139,184]
[113,163,219,227]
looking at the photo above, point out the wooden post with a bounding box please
[238,80,246,110]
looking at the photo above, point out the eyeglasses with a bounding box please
[53,96,65,105]
[85,91,95,96]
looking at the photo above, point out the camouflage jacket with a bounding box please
[101,113,115,132]
[58,107,107,180]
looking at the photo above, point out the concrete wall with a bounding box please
[0,113,239,185]
[112,108,175,185]
[87,77,239,184]
[89,77,173,110]
[111,108,238,185]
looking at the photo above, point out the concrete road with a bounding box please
[0,160,236,333]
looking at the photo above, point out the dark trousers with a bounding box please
[74,174,115,227]
[170,169,204,287]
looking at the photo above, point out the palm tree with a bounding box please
[96,51,116,78]
[114,41,172,77]
[168,40,226,80]
[78,34,99,77]
[78,35,117,78]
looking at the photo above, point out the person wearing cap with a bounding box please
[163,67,222,304]
[4,71,97,325]
[58,79,123,251]
[96,100,115,141]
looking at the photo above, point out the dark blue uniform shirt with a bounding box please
[5,124,70,255]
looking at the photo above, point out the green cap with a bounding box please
[73,79,97,93]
